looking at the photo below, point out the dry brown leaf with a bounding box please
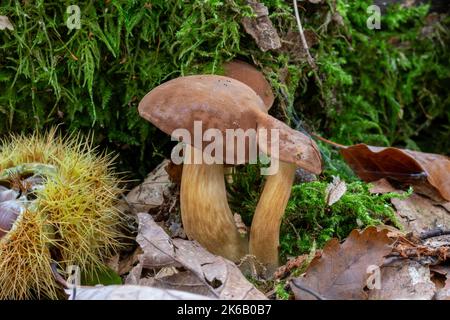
[339,144,450,202]
[68,285,212,300]
[369,178,398,194]
[292,226,393,300]
[325,176,347,206]
[0,16,13,31]
[279,29,319,63]
[391,193,450,236]
[368,259,436,300]
[125,160,173,212]
[118,247,143,276]
[241,1,281,52]
[369,179,450,236]
[430,264,450,277]
[127,213,266,300]
[165,161,183,184]
[430,264,450,296]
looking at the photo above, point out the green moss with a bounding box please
[279,180,406,258]
[274,281,290,300]
[0,0,254,178]
[301,1,450,153]
[1,1,448,179]
[228,164,407,259]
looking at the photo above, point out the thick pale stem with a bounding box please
[180,145,248,262]
[249,161,296,274]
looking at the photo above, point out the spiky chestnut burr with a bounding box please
[0,129,125,299]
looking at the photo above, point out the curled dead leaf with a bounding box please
[325,176,347,206]
[339,144,450,202]
[0,16,14,31]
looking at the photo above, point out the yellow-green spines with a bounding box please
[0,130,124,299]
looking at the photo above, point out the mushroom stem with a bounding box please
[249,161,296,274]
[180,145,248,262]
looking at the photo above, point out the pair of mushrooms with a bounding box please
[139,61,322,274]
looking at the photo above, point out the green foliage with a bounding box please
[228,165,406,259]
[0,0,254,177]
[274,281,290,300]
[1,1,448,179]
[279,180,405,258]
[81,265,123,286]
[227,164,264,226]
[297,1,450,152]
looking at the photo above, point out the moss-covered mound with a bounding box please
[0,1,448,178]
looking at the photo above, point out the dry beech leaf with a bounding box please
[68,285,212,300]
[0,16,14,31]
[369,179,450,236]
[391,194,450,236]
[125,160,173,212]
[368,259,436,300]
[340,144,450,202]
[325,176,347,206]
[126,213,266,300]
[292,226,393,300]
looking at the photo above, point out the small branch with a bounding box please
[310,132,347,149]
[420,228,450,240]
[293,0,316,69]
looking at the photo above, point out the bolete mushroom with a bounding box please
[138,75,321,263]
[224,61,309,273]
[224,60,320,274]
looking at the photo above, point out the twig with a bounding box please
[420,228,450,240]
[292,0,316,69]
[311,132,347,149]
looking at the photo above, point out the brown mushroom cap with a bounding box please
[138,75,322,174]
[139,75,264,136]
[223,60,275,110]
